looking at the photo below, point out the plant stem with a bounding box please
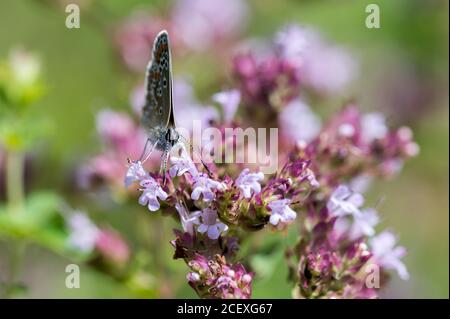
[3,150,26,298]
[3,241,26,298]
[6,150,25,214]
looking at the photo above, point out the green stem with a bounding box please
[6,150,25,214]
[3,241,26,298]
[3,150,26,298]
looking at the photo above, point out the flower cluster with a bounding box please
[187,254,253,299]
[124,140,319,298]
[117,22,418,299]
[300,105,419,188]
[286,185,408,298]
[233,25,356,112]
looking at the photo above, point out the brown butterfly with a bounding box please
[140,30,180,181]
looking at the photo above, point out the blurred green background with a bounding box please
[0,0,448,298]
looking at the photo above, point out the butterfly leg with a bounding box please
[142,140,159,164]
[160,143,170,185]
[138,138,151,162]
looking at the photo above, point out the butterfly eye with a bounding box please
[162,78,167,88]
[159,107,163,115]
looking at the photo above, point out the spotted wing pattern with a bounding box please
[141,30,174,133]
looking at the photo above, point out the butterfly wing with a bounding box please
[141,30,174,132]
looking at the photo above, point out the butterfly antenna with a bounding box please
[178,134,213,176]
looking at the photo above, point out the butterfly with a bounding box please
[138,30,212,184]
[140,30,180,182]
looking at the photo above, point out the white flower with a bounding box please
[175,202,201,235]
[138,177,168,211]
[338,123,356,137]
[370,231,409,280]
[343,208,379,240]
[333,208,379,241]
[327,185,364,217]
[9,48,41,86]
[212,89,241,123]
[191,173,226,202]
[169,144,199,178]
[279,99,321,144]
[352,208,379,238]
[268,199,297,227]
[275,24,309,63]
[171,0,248,51]
[361,112,388,144]
[67,212,100,253]
[305,169,320,189]
[348,174,373,194]
[235,168,264,198]
[124,160,148,188]
[194,208,228,240]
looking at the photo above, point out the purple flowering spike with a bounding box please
[187,254,253,299]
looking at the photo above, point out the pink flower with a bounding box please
[233,53,300,108]
[275,24,357,94]
[194,208,228,240]
[370,231,409,280]
[334,208,379,240]
[175,202,201,236]
[212,89,241,123]
[327,185,364,217]
[191,173,226,202]
[67,212,99,253]
[169,144,199,178]
[124,161,148,188]
[268,199,297,227]
[95,229,130,265]
[138,177,168,211]
[279,98,321,145]
[171,0,248,51]
[360,112,388,144]
[235,168,264,198]
[114,13,174,72]
[187,254,253,298]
